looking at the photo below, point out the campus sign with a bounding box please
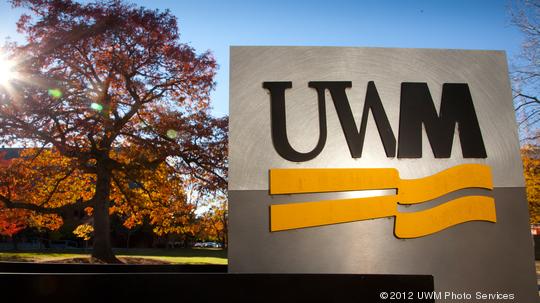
[265,80,492,238]
[229,47,537,301]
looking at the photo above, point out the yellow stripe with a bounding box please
[270,195,397,231]
[398,164,493,204]
[269,164,496,237]
[269,168,399,195]
[394,196,496,238]
[270,164,492,202]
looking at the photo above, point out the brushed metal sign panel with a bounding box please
[229,46,524,190]
[229,46,536,301]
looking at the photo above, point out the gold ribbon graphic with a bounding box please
[269,164,496,238]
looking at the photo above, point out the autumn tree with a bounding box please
[522,145,540,224]
[0,0,227,263]
[196,195,227,247]
[509,1,540,225]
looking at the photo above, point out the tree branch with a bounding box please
[38,168,75,207]
[0,194,90,214]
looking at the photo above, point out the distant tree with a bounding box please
[522,145,540,224]
[510,0,540,141]
[0,0,227,263]
[197,195,227,247]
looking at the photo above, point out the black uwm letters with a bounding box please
[263,81,487,162]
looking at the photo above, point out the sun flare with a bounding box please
[0,55,18,86]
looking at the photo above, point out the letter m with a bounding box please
[397,83,487,158]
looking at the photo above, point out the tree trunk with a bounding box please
[91,160,121,263]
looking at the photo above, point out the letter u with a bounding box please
[263,82,327,162]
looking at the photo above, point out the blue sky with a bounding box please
[0,0,524,117]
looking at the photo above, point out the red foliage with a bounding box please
[0,209,27,237]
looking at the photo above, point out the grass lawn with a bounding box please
[0,248,227,265]
[116,248,227,265]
